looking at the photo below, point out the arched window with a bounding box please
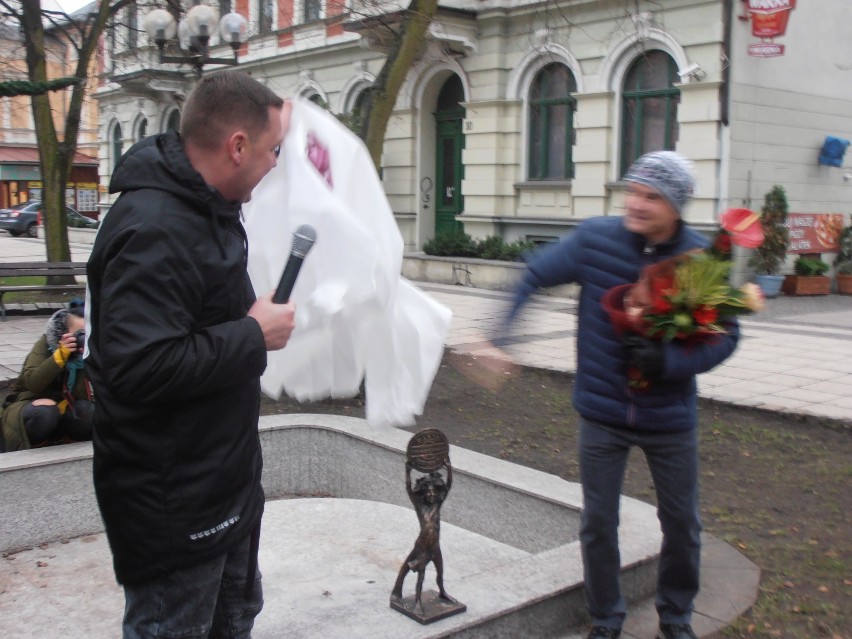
[347,86,372,132]
[165,109,180,132]
[305,92,328,109]
[528,63,576,180]
[620,50,680,175]
[137,117,147,141]
[111,122,124,171]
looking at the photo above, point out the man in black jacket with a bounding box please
[86,71,295,639]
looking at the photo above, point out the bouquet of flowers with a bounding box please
[602,208,766,389]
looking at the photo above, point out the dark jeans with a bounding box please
[122,533,263,639]
[22,399,94,444]
[579,417,701,629]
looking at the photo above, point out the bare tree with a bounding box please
[349,0,440,169]
[0,0,129,275]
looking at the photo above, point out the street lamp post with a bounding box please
[142,5,248,72]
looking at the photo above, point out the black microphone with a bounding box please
[273,224,317,303]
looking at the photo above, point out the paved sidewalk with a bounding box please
[421,282,852,426]
[2,232,852,424]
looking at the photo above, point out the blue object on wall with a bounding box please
[818,136,850,167]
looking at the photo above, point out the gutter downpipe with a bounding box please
[719,0,734,215]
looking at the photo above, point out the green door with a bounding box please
[434,107,465,236]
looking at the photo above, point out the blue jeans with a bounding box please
[579,417,701,629]
[122,533,263,639]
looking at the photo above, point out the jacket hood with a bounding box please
[109,130,241,222]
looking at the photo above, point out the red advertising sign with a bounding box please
[785,213,846,254]
[748,0,796,38]
[748,43,784,57]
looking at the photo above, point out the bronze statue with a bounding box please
[390,429,466,624]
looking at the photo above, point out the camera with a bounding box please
[72,329,85,357]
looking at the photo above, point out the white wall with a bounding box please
[727,0,852,215]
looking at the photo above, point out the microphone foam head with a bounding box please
[291,224,317,258]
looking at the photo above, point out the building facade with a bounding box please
[98,0,851,257]
[0,4,101,213]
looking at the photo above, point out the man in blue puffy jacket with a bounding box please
[505,151,739,639]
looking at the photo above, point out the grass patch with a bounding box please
[0,278,85,305]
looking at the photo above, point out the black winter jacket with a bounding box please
[509,216,739,432]
[86,131,268,585]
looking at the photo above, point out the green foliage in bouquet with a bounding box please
[644,253,757,342]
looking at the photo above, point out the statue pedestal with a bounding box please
[390,590,467,625]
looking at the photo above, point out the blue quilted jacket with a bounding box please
[508,216,739,432]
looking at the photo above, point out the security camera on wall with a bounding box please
[677,63,705,81]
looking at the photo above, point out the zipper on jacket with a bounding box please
[627,386,637,427]
[626,242,658,427]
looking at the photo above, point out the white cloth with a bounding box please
[243,99,451,428]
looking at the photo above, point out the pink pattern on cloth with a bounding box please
[307,132,333,187]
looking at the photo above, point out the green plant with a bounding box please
[835,225,852,263]
[423,231,534,262]
[749,185,790,275]
[477,236,535,261]
[836,260,852,275]
[793,256,829,276]
[422,229,479,257]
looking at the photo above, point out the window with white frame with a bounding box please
[620,50,680,176]
[347,86,372,132]
[111,122,123,172]
[165,109,180,132]
[528,62,576,180]
[304,0,322,22]
[127,1,138,50]
[258,0,274,33]
[136,117,147,141]
[308,93,328,109]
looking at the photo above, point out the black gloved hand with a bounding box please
[623,336,665,379]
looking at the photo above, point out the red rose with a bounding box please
[713,231,732,255]
[693,305,718,325]
[652,294,674,314]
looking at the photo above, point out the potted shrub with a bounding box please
[749,185,790,298]
[782,255,831,295]
[834,225,852,295]
[837,260,852,295]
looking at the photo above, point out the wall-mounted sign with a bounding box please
[748,0,796,37]
[748,43,784,57]
[745,0,796,57]
[785,213,846,254]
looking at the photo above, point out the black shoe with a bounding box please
[587,626,621,639]
[657,623,698,639]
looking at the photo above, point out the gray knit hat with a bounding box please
[623,151,695,215]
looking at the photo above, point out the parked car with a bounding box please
[0,201,99,238]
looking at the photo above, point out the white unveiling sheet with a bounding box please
[243,98,452,428]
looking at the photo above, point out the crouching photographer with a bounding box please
[0,303,94,452]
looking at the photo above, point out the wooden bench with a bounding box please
[0,261,87,320]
